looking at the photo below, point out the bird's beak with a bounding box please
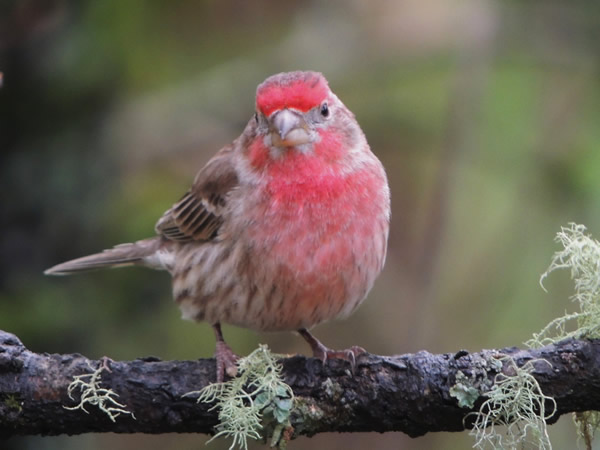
[269,109,312,147]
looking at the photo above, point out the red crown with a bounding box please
[256,71,329,117]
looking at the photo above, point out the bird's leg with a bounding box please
[212,323,239,382]
[298,328,366,370]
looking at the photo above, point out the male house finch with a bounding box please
[46,71,390,382]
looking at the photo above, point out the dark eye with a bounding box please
[320,102,329,117]
[254,113,258,123]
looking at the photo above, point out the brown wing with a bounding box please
[155,145,239,242]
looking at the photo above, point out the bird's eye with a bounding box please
[320,102,329,117]
[254,113,258,123]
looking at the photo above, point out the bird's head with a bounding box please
[254,71,335,151]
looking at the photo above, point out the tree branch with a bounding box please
[1,329,599,439]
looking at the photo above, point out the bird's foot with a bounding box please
[298,328,366,372]
[99,356,114,372]
[312,343,366,370]
[214,339,239,383]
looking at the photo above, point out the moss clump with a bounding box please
[187,345,294,450]
[469,357,556,450]
[3,394,23,413]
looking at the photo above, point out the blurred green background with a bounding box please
[2,0,600,449]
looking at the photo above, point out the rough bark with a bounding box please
[1,329,599,439]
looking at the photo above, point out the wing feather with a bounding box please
[155,145,239,242]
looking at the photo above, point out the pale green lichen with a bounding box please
[290,396,326,434]
[574,411,600,450]
[185,345,294,450]
[322,378,343,402]
[64,360,135,422]
[528,223,600,348]
[451,354,503,410]
[469,357,556,450]
[526,223,600,449]
[450,371,480,409]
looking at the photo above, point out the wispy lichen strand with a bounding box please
[527,223,600,449]
[469,357,556,450]
[185,345,294,450]
[528,223,600,347]
[64,360,135,422]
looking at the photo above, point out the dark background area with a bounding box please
[1,1,600,448]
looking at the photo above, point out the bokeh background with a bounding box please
[2,1,600,449]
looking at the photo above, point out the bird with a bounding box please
[45,71,390,382]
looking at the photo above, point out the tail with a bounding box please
[45,237,164,275]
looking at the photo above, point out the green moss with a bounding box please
[290,396,325,434]
[3,394,23,413]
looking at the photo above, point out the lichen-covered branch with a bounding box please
[1,329,600,439]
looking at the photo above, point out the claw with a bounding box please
[99,356,114,372]
[214,339,239,382]
[298,328,366,372]
[213,323,239,382]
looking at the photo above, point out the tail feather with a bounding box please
[45,238,163,275]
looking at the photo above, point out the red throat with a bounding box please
[256,72,330,117]
[247,129,344,174]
